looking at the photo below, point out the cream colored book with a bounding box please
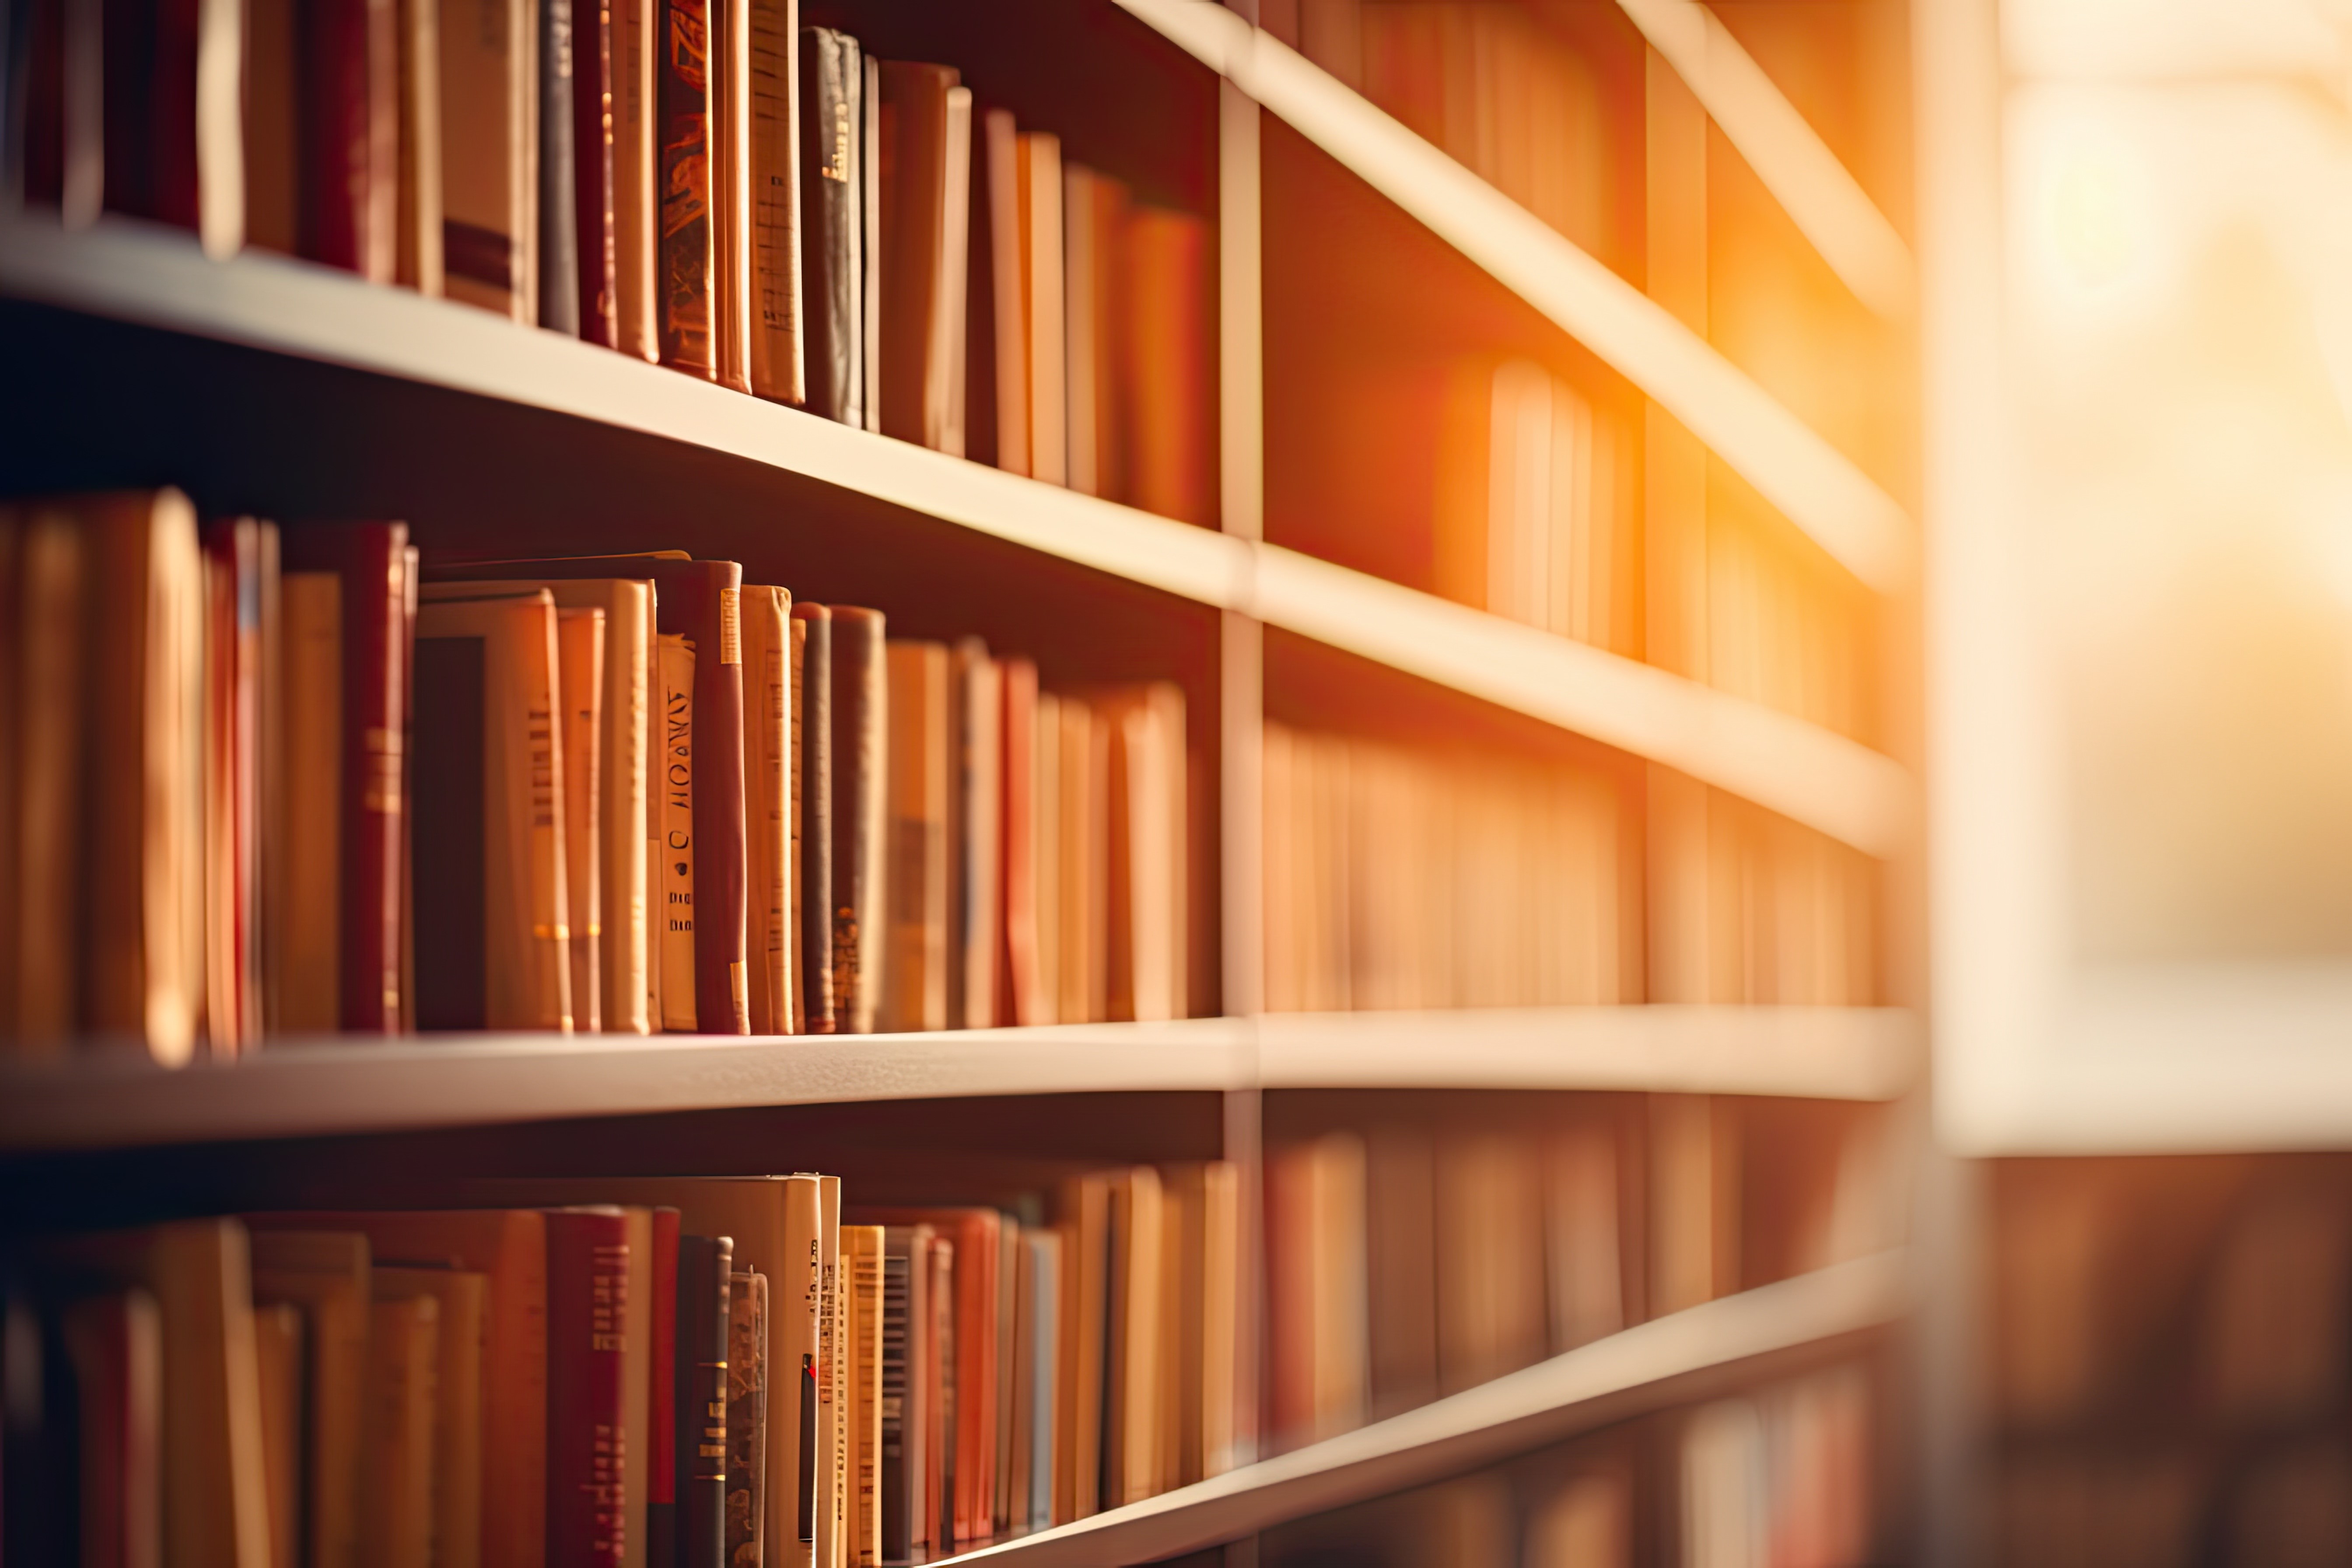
[396,0,444,296]
[360,1292,441,1568]
[435,0,532,318]
[612,0,657,357]
[252,1230,372,1568]
[658,632,698,1030]
[742,586,794,1032]
[555,608,605,1030]
[1082,682,1185,1023]
[373,1268,488,1568]
[817,1176,847,1568]
[983,107,1028,476]
[744,0,802,403]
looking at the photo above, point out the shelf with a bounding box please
[1112,0,1916,598]
[0,1008,1918,1153]
[949,1250,1908,1567]
[0,216,1913,856]
[1256,1005,1922,1101]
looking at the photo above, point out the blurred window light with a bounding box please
[2004,0,2352,84]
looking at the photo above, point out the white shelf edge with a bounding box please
[0,1007,1922,1152]
[0,217,1913,858]
[1250,546,1915,857]
[1256,1005,1922,1101]
[1111,0,1916,597]
[949,1250,1908,1568]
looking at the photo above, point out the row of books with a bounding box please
[1257,1363,1873,1568]
[1264,1096,1896,1448]
[0,490,1190,1056]
[0,1164,1241,1564]
[0,0,1216,523]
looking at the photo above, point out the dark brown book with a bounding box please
[539,0,580,332]
[827,606,885,1035]
[548,1208,630,1568]
[301,0,396,279]
[791,602,834,1033]
[724,1270,767,1567]
[423,553,749,1032]
[574,0,620,346]
[796,28,861,425]
[648,1207,681,1568]
[676,1232,732,1568]
[283,523,410,1035]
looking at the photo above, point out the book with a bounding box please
[394,0,443,294]
[858,51,878,433]
[252,1299,303,1568]
[991,1218,1018,1534]
[817,1176,847,1568]
[877,61,962,451]
[1650,1094,1737,1317]
[1158,1162,1238,1486]
[283,521,412,1036]
[790,602,833,1032]
[979,108,1026,476]
[244,0,298,250]
[878,1224,929,1560]
[436,0,532,319]
[1052,695,1105,1025]
[788,615,807,1032]
[1030,689,1061,1024]
[374,1267,490,1568]
[302,0,397,280]
[777,1174,824,1568]
[276,568,342,1032]
[706,0,748,392]
[612,0,658,358]
[827,607,884,1035]
[1544,1120,1625,1354]
[249,1228,372,1568]
[572,0,619,346]
[200,517,266,1055]
[1119,206,1215,526]
[1364,1123,1437,1421]
[1014,1229,1058,1532]
[940,87,973,458]
[1103,1169,1163,1508]
[649,1208,682,1568]
[1017,132,1065,486]
[841,1224,883,1568]
[361,1290,440,1568]
[678,1232,732,1568]
[246,1209,549,1568]
[1060,164,1124,500]
[1054,1172,1110,1522]
[547,1208,630,1568]
[1091,682,1184,1023]
[557,606,606,1031]
[1523,1472,1630,1568]
[742,0,798,406]
[1434,1129,1546,1394]
[725,1270,767,1568]
[923,1236,952,1551]
[741,584,793,1034]
[995,656,1044,1026]
[948,640,1000,1031]
[5,507,84,1051]
[60,1289,164,1568]
[538,0,580,332]
[655,0,716,375]
[882,640,948,1033]
[412,589,574,1031]
[1266,1133,1368,1446]
[621,1208,657,1568]
[795,28,860,425]
[658,631,697,1029]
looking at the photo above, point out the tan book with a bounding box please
[252,1231,373,1568]
[1649,1094,1739,1316]
[617,1209,655,1568]
[1159,1161,1238,1486]
[277,570,343,1032]
[981,107,1029,476]
[991,1217,1019,1532]
[861,55,881,433]
[1364,1122,1436,1421]
[1087,682,1184,1023]
[1104,1167,1164,1508]
[9,507,84,1052]
[412,592,574,1031]
[1017,132,1066,485]
[997,659,1047,1025]
[1060,164,1125,500]
[657,632,698,1030]
[940,87,973,457]
[1055,1172,1110,1521]
[844,1224,885,1568]
[789,615,808,1033]
[555,607,606,1031]
[361,1292,441,1568]
[817,1176,847,1568]
[436,0,532,317]
[1524,1472,1631,1568]
[709,0,752,394]
[948,641,1000,1030]
[1544,1120,1625,1353]
[612,0,658,357]
[778,1174,826,1568]
[253,1301,304,1568]
[396,0,445,296]
[1266,1133,1368,1446]
[82,490,206,1063]
[878,62,963,449]
[744,0,802,405]
[1054,696,1106,1025]
[742,586,794,1033]
[1029,689,1061,1024]
[373,1269,488,1568]
[1435,1129,1547,1394]
[882,641,950,1032]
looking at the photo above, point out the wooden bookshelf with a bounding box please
[945,1250,1907,1568]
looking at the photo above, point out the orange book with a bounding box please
[882,641,950,1032]
[1120,207,1215,526]
[996,658,1045,1025]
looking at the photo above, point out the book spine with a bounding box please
[724,1271,767,1568]
[547,1209,630,1568]
[827,607,884,1035]
[743,0,798,404]
[572,0,618,346]
[334,525,406,1034]
[788,615,807,1033]
[707,0,748,393]
[789,602,832,1032]
[654,0,714,373]
[847,1227,882,1568]
[689,571,749,1033]
[676,1234,731,1568]
[612,0,658,358]
[878,1239,910,1561]
[648,1208,680,1568]
[657,633,696,1031]
[300,0,392,274]
[738,586,789,1034]
[539,0,581,332]
[794,28,856,424]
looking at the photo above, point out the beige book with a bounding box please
[10,508,84,1051]
[939,87,973,457]
[948,641,1000,1030]
[1650,1094,1739,1316]
[253,1231,373,1568]
[435,0,531,316]
[777,1174,826,1568]
[1029,690,1061,1024]
[1435,1129,1547,1394]
[982,107,1029,476]
[882,642,949,1032]
[145,1222,272,1567]
[1017,132,1066,485]
[1054,696,1106,1025]
[277,570,342,1032]
[657,633,698,1030]
[1159,1161,1237,1486]
[1544,1121,1624,1353]
[413,593,574,1030]
[252,1301,304,1568]
[789,616,808,1033]
[710,0,752,393]
[742,587,793,1032]
[81,491,206,1063]
[844,1224,884,1567]
[612,0,657,357]
[396,0,444,295]
[745,0,802,404]
[817,1177,846,1568]
[555,608,606,1030]
[361,1293,441,1568]
[373,1269,486,1568]
[1104,1167,1164,1508]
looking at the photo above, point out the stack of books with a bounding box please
[0,490,1192,1054]
[0,1163,1241,1560]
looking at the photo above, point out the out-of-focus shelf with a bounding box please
[1257,1005,1923,1101]
[948,1250,1908,1568]
[0,217,1913,856]
[0,1007,1920,1153]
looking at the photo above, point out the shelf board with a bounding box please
[949,1250,1907,1567]
[1256,1005,1922,1101]
[1113,0,1916,597]
[0,216,1913,855]
[0,1007,1918,1152]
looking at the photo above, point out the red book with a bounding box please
[300,0,396,277]
[656,0,716,376]
[648,1207,681,1568]
[574,0,620,347]
[282,523,410,1035]
[101,0,198,225]
[548,1207,631,1568]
